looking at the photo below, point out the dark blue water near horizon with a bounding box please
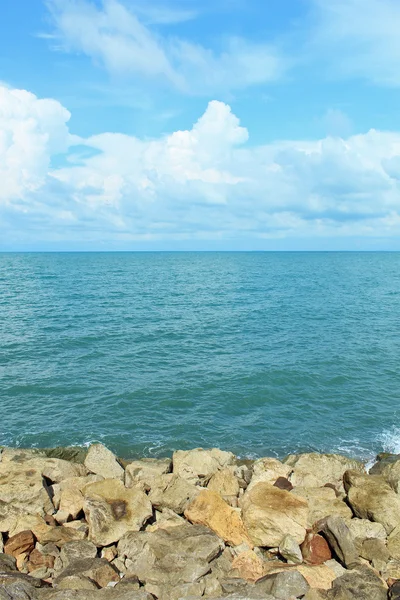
[1,251,400,461]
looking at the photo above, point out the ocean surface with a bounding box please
[1,252,400,462]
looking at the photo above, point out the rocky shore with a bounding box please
[1,445,400,599]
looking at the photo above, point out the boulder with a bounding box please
[292,486,352,526]
[284,453,365,492]
[318,516,360,569]
[83,478,152,546]
[125,458,171,489]
[4,530,35,558]
[360,538,390,571]
[185,489,252,546]
[59,540,97,568]
[148,474,200,514]
[172,448,235,484]
[389,525,400,560]
[260,570,310,599]
[279,534,303,564]
[296,564,337,590]
[240,482,308,546]
[0,464,53,516]
[370,456,400,493]
[146,508,186,532]
[328,565,388,599]
[27,549,55,573]
[301,532,332,565]
[344,470,400,534]
[40,590,153,599]
[36,525,86,547]
[390,580,400,599]
[54,557,119,588]
[0,450,87,483]
[247,458,292,492]
[0,553,17,571]
[117,523,223,588]
[52,475,103,520]
[55,575,98,590]
[230,549,267,581]
[207,468,240,505]
[84,444,124,481]
[345,518,387,545]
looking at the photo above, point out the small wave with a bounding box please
[379,427,400,455]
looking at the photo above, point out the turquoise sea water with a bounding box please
[1,252,400,461]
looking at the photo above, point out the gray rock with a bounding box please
[117,523,223,587]
[260,570,310,599]
[0,553,17,572]
[54,558,119,588]
[40,591,153,600]
[279,534,303,564]
[59,540,98,568]
[327,565,387,599]
[318,516,360,569]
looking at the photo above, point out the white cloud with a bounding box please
[311,0,400,86]
[45,0,284,94]
[2,84,400,247]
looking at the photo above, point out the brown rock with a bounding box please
[4,530,35,558]
[240,482,309,546]
[27,548,55,572]
[301,532,332,565]
[274,477,293,491]
[185,489,252,547]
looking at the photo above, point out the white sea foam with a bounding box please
[379,427,400,455]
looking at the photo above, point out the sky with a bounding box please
[2,0,400,250]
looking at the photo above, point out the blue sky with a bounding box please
[2,0,400,250]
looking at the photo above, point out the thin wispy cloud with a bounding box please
[45,0,286,94]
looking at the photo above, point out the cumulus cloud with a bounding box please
[45,0,284,94]
[2,84,400,247]
[311,0,400,86]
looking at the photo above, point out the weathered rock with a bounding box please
[117,523,223,587]
[59,540,97,568]
[1,450,87,482]
[301,532,332,565]
[54,557,119,588]
[284,453,365,492]
[146,508,186,532]
[84,444,124,481]
[40,590,153,599]
[345,518,387,545]
[325,558,346,579]
[279,534,303,564]
[0,553,17,571]
[0,464,53,516]
[27,549,55,573]
[148,474,200,514]
[360,538,390,570]
[274,477,293,491]
[101,545,117,562]
[318,516,360,569]
[261,570,310,599]
[4,530,35,558]
[371,457,400,494]
[83,478,152,546]
[37,525,86,546]
[382,559,400,582]
[328,565,388,599]
[230,549,266,581]
[292,486,352,526]
[344,470,400,534]
[125,458,171,489]
[173,448,235,484]
[240,482,308,546]
[247,458,292,492]
[296,564,337,590]
[52,475,103,520]
[390,580,400,599]
[56,575,98,590]
[207,468,240,505]
[185,489,251,546]
[389,525,400,560]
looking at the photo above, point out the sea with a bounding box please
[1,252,400,463]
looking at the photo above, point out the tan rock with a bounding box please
[52,475,103,520]
[373,458,400,494]
[146,508,186,532]
[84,444,124,480]
[292,486,352,526]
[172,448,235,484]
[56,575,99,590]
[38,525,87,546]
[279,534,303,564]
[185,489,252,546]
[297,564,337,589]
[0,464,54,516]
[148,473,200,514]
[0,450,87,482]
[285,453,365,492]
[231,549,266,581]
[83,478,152,546]
[4,530,35,558]
[125,458,171,489]
[240,482,308,546]
[60,540,98,568]
[207,468,240,505]
[388,524,400,560]
[345,518,387,544]
[248,457,292,491]
[55,557,120,588]
[101,545,117,561]
[344,470,400,534]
